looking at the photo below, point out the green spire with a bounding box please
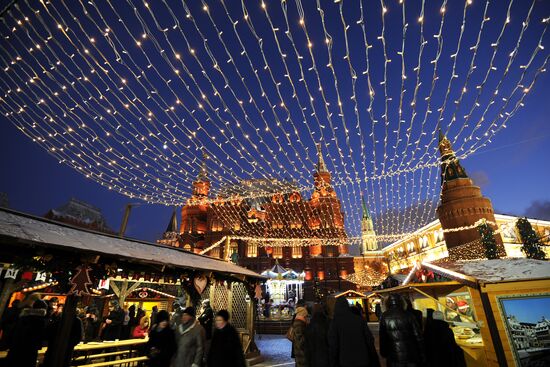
[361,194,371,219]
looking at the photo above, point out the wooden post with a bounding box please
[48,293,78,367]
[0,278,15,320]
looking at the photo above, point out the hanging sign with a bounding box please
[35,271,47,282]
[4,268,19,279]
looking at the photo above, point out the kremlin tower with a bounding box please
[360,194,377,254]
[436,131,506,259]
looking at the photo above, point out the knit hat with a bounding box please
[295,306,308,318]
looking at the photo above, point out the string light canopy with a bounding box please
[0,0,547,245]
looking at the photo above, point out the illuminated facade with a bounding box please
[159,144,356,299]
[359,214,550,274]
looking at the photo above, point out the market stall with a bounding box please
[0,208,265,367]
[374,259,550,367]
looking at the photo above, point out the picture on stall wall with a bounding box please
[499,294,550,367]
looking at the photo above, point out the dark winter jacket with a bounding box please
[198,305,214,340]
[5,308,47,367]
[424,319,465,367]
[305,311,330,367]
[102,307,125,341]
[292,318,308,367]
[328,297,380,367]
[379,294,425,367]
[207,323,246,367]
[146,324,177,367]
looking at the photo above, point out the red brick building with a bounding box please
[159,145,355,299]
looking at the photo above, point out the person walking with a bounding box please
[5,299,48,367]
[305,304,329,367]
[424,311,465,367]
[292,305,308,367]
[146,310,177,367]
[132,314,150,339]
[102,300,125,341]
[207,310,246,367]
[174,307,205,367]
[379,294,425,367]
[329,297,380,367]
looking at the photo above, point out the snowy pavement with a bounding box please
[254,324,386,367]
[254,334,294,367]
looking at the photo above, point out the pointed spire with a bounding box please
[197,150,209,182]
[438,130,469,183]
[316,143,328,173]
[438,129,455,158]
[361,194,371,219]
[165,208,178,233]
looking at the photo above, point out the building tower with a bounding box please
[310,143,347,256]
[436,131,506,259]
[158,209,180,247]
[361,194,378,254]
[180,152,210,252]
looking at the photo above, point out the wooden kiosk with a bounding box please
[0,208,265,367]
[374,259,550,367]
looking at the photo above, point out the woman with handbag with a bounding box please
[146,310,176,367]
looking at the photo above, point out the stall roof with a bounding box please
[426,258,550,284]
[0,208,264,280]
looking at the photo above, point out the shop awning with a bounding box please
[373,281,465,296]
[0,208,264,281]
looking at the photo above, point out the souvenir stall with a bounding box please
[0,208,265,367]
[374,259,550,367]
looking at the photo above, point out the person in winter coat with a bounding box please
[329,297,380,367]
[379,294,425,367]
[170,302,183,330]
[292,306,308,367]
[198,299,214,340]
[305,304,330,367]
[424,311,466,367]
[174,307,205,367]
[146,310,177,367]
[0,299,21,349]
[405,298,423,331]
[102,300,125,341]
[132,315,150,339]
[207,309,246,367]
[150,305,159,326]
[5,299,48,367]
[84,306,101,342]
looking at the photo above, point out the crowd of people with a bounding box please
[0,296,246,367]
[289,293,466,367]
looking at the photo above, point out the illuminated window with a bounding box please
[273,246,283,259]
[247,242,258,258]
[292,246,302,258]
[421,236,429,249]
